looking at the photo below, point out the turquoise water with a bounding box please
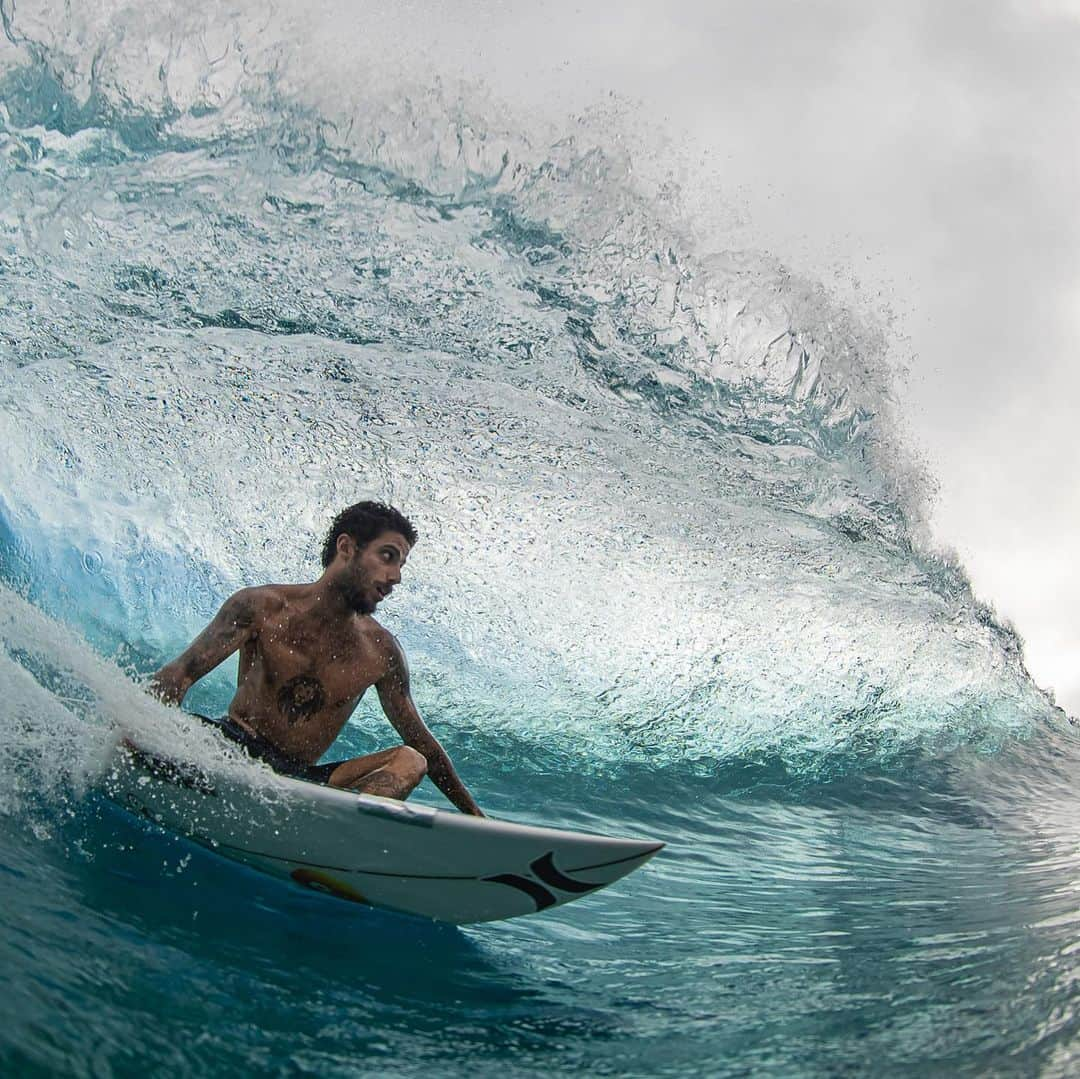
[3,3,1080,1075]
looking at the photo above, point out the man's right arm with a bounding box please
[149,589,261,706]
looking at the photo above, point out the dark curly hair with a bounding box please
[320,502,418,568]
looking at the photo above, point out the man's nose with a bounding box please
[388,565,402,584]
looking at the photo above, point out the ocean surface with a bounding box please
[2,3,1080,1075]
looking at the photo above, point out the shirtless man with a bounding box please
[150,501,483,816]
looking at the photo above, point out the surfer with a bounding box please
[149,501,484,816]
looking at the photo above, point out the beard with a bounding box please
[341,576,376,615]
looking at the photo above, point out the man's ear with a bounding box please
[336,533,357,560]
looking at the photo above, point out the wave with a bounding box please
[0,0,1066,793]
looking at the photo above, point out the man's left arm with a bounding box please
[375,640,484,817]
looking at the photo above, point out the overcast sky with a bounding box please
[318,0,1080,710]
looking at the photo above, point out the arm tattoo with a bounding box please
[221,594,256,629]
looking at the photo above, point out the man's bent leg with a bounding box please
[326,746,427,799]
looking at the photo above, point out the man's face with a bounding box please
[340,530,411,615]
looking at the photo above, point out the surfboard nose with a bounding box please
[562,839,665,885]
[488,841,663,906]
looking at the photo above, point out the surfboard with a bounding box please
[103,740,663,924]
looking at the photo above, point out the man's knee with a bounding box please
[396,745,427,781]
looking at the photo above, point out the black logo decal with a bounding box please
[483,872,559,911]
[482,852,602,911]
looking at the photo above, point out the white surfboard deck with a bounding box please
[103,740,663,924]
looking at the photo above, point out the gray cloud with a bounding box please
[321,0,1080,707]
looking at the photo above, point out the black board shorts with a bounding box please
[193,714,342,785]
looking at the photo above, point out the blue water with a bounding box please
[2,4,1079,1075]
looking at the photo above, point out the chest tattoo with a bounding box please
[277,674,327,726]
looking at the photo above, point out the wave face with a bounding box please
[2,3,1080,1076]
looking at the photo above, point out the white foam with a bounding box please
[0,584,271,818]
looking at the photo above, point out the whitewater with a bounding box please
[2,2,1080,1075]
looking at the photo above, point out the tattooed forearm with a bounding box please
[150,589,263,705]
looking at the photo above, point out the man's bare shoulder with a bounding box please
[222,584,289,623]
[356,615,404,663]
[256,583,310,605]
